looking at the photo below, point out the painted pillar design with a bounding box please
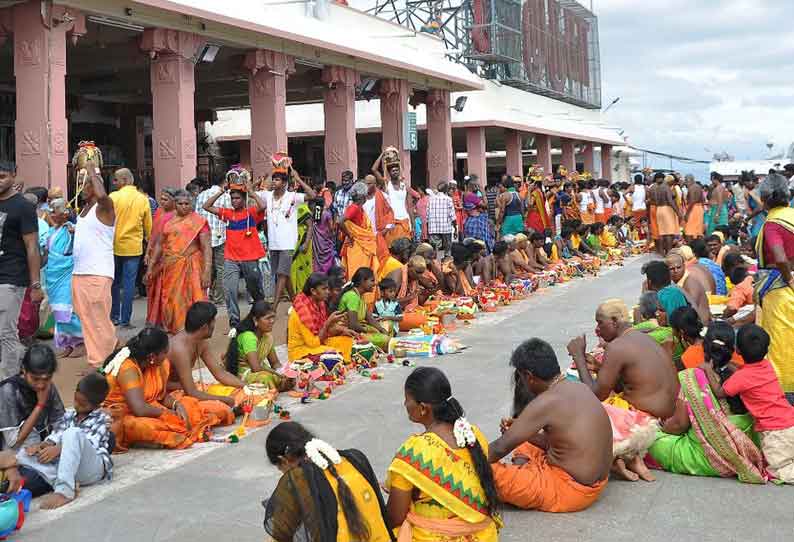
[426,89,453,188]
[534,134,552,175]
[601,144,613,179]
[379,78,412,184]
[504,129,523,177]
[465,126,487,182]
[244,50,294,179]
[141,28,205,192]
[322,66,359,181]
[12,3,85,191]
[581,142,594,174]
[561,138,576,172]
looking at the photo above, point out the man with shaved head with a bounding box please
[569,298,677,482]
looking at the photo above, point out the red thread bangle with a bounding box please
[36,403,46,409]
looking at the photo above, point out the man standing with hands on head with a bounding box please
[108,168,152,328]
[0,163,42,378]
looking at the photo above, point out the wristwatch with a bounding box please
[30,281,41,290]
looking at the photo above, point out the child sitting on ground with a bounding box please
[373,278,403,335]
[17,372,113,509]
[713,324,794,484]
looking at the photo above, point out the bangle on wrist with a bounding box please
[36,403,46,409]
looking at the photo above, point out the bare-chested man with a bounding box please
[466,239,494,285]
[492,240,514,283]
[414,242,445,291]
[683,176,704,241]
[489,338,612,512]
[654,173,683,256]
[666,250,711,324]
[706,172,729,235]
[167,302,245,416]
[569,299,678,482]
[530,232,552,267]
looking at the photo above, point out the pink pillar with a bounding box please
[426,89,453,188]
[534,134,552,175]
[465,127,486,182]
[561,138,575,172]
[12,3,85,192]
[504,129,523,177]
[322,66,359,181]
[141,29,205,192]
[581,142,594,174]
[379,79,412,184]
[244,50,294,179]
[601,144,613,179]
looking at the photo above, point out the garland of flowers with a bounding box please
[104,347,131,377]
[305,438,342,470]
[453,417,477,448]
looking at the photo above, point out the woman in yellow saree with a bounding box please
[264,421,393,542]
[387,367,501,542]
[288,272,356,362]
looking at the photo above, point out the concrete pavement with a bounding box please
[19,257,794,541]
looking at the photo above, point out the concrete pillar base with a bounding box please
[505,129,523,177]
[379,79,412,184]
[582,142,595,175]
[465,127,487,182]
[601,144,613,179]
[426,89,453,188]
[561,139,575,173]
[534,134,552,176]
[322,66,359,181]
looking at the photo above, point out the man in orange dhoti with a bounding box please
[372,147,414,246]
[684,176,705,239]
[490,338,611,512]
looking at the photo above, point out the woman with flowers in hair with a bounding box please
[263,421,392,542]
[386,367,501,541]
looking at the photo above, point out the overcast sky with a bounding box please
[595,0,794,171]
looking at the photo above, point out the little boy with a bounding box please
[373,278,403,335]
[17,372,113,509]
[719,324,794,483]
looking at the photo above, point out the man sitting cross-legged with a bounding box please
[167,301,245,422]
[489,338,612,512]
[569,299,678,482]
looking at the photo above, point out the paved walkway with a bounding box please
[19,257,794,541]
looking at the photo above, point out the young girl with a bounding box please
[224,301,293,391]
[338,267,389,349]
[263,421,392,541]
[374,278,404,336]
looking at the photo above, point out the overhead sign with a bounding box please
[403,111,418,151]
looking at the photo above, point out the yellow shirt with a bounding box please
[109,185,152,256]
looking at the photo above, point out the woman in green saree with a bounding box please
[290,203,313,296]
[337,267,390,351]
[224,301,294,391]
[647,322,766,483]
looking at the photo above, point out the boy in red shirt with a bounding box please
[717,324,794,483]
[202,175,266,327]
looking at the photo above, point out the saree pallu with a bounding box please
[44,226,83,349]
[648,368,765,483]
[103,358,213,452]
[342,215,382,281]
[148,214,208,334]
[387,429,498,542]
[385,219,412,247]
[145,209,174,323]
[291,205,313,295]
[312,208,336,274]
[525,189,550,233]
[705,203,728,235]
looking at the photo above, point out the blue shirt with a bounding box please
[698,257,727,295]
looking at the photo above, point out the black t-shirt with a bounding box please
[0,192,37,286]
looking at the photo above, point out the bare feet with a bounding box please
[627,455,656,482]
[611,458,639,481]
[39,492,73,510]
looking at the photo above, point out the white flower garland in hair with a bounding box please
[104,347,131,377]
[304,439,342,470]
[453,417,477,448]
[227,328,238,339]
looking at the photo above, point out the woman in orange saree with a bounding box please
[102,328,214,452]
[144,188,176,327]
[525,181,551,233]
[145,190,211,334]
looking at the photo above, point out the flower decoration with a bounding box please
[453,417,477,448]
[104,347,131,377]
[304,439,342,470]
[527,165,545,182]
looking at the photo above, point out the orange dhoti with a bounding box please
[684,203,704,237]
[656,205,679,236]
[168,389,235,428]
[492,442,607,512]
[72,274,117,367]
[648,205,659,239]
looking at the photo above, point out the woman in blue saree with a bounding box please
[43,199,84,357]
